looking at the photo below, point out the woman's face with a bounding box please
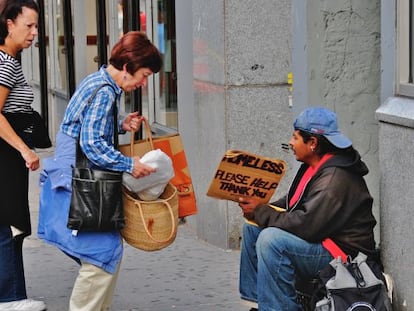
[121,67,153,92]
[7,7,38,50]
[289,130,314,163]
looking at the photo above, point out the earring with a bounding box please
[311,146,315,152]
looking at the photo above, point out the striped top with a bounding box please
[0,50,34,113]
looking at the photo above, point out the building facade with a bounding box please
[21,0,411,309]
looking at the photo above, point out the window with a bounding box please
[22,0,178,138]
[397,0,414,96]
[152,0,178,130]
[118,0,178,130]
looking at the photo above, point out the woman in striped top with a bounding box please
[0,1,46,311]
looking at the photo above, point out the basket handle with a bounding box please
[134,199,177,244]
[130,117,155,156]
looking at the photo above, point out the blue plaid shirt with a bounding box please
[60,66,133,173]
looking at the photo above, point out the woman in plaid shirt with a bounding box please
[38,31,162,311]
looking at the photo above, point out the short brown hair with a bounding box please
[109,31,162,75]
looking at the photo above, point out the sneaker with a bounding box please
[241,298,258,310]
[0,299,46,311]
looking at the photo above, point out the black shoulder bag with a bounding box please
[313,252,393,311]
[67,83,125,232]
[3,110,52,149]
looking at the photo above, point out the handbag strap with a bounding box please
[322,238,348,263]
[75,83,118,168]
[129,117,155,156]
[134,197,177,243]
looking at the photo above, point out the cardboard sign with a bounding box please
[207,150,286,204]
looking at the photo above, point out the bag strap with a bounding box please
[322,238,348,263]
[129,117,155,156]
[135,199,177,243]
[75,83,118,168]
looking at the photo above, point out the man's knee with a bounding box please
[256,227,289,256]
[241,223,261,246]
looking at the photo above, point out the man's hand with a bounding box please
[238,197,260,220]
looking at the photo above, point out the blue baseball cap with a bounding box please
[293,107,352,149]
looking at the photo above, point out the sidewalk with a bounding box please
[24,149,244,311]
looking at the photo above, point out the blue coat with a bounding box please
[37,131,123,274]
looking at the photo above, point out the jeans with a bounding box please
[0,225,27,302]
[239,223,332,311]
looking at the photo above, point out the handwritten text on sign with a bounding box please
[207,151,286,203]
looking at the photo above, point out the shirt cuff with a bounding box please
[118,119,126,134]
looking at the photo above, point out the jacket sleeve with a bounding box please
[253,167,355,242]
[270,195,287,208]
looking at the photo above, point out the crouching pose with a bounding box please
[238,107,378,311]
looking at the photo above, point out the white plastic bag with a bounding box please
[122,149,174,200]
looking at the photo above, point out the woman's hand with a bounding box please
[21,149,40,171]
[238,197,260,220]
[131,156,156,178]
[122,112,144,132]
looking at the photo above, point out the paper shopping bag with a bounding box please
[119,120,197,218]
[207,150,286,204]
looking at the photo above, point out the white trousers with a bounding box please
[69,260,121,311]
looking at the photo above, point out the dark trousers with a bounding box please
[0,225,27,302]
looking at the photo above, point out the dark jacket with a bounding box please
[252,148,377,258]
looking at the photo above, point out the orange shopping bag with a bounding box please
[119,119,197,218]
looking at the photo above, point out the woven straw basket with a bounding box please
[121,183,178,251]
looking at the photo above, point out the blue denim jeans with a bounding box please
[0,225,27,302]
[239,223,332,311]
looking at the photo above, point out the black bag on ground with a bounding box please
[315,252,393,311]
[67,84,125,231]
[4,110,52,148]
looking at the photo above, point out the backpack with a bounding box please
[314,252,393,311]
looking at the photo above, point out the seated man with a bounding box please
[238,107,378,311]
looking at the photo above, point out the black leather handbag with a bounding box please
[4,110,52,149]
[67,84,125,231]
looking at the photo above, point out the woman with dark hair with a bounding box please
[0,1,46,310]
[238,107,378,311]
[38,31,162,311]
